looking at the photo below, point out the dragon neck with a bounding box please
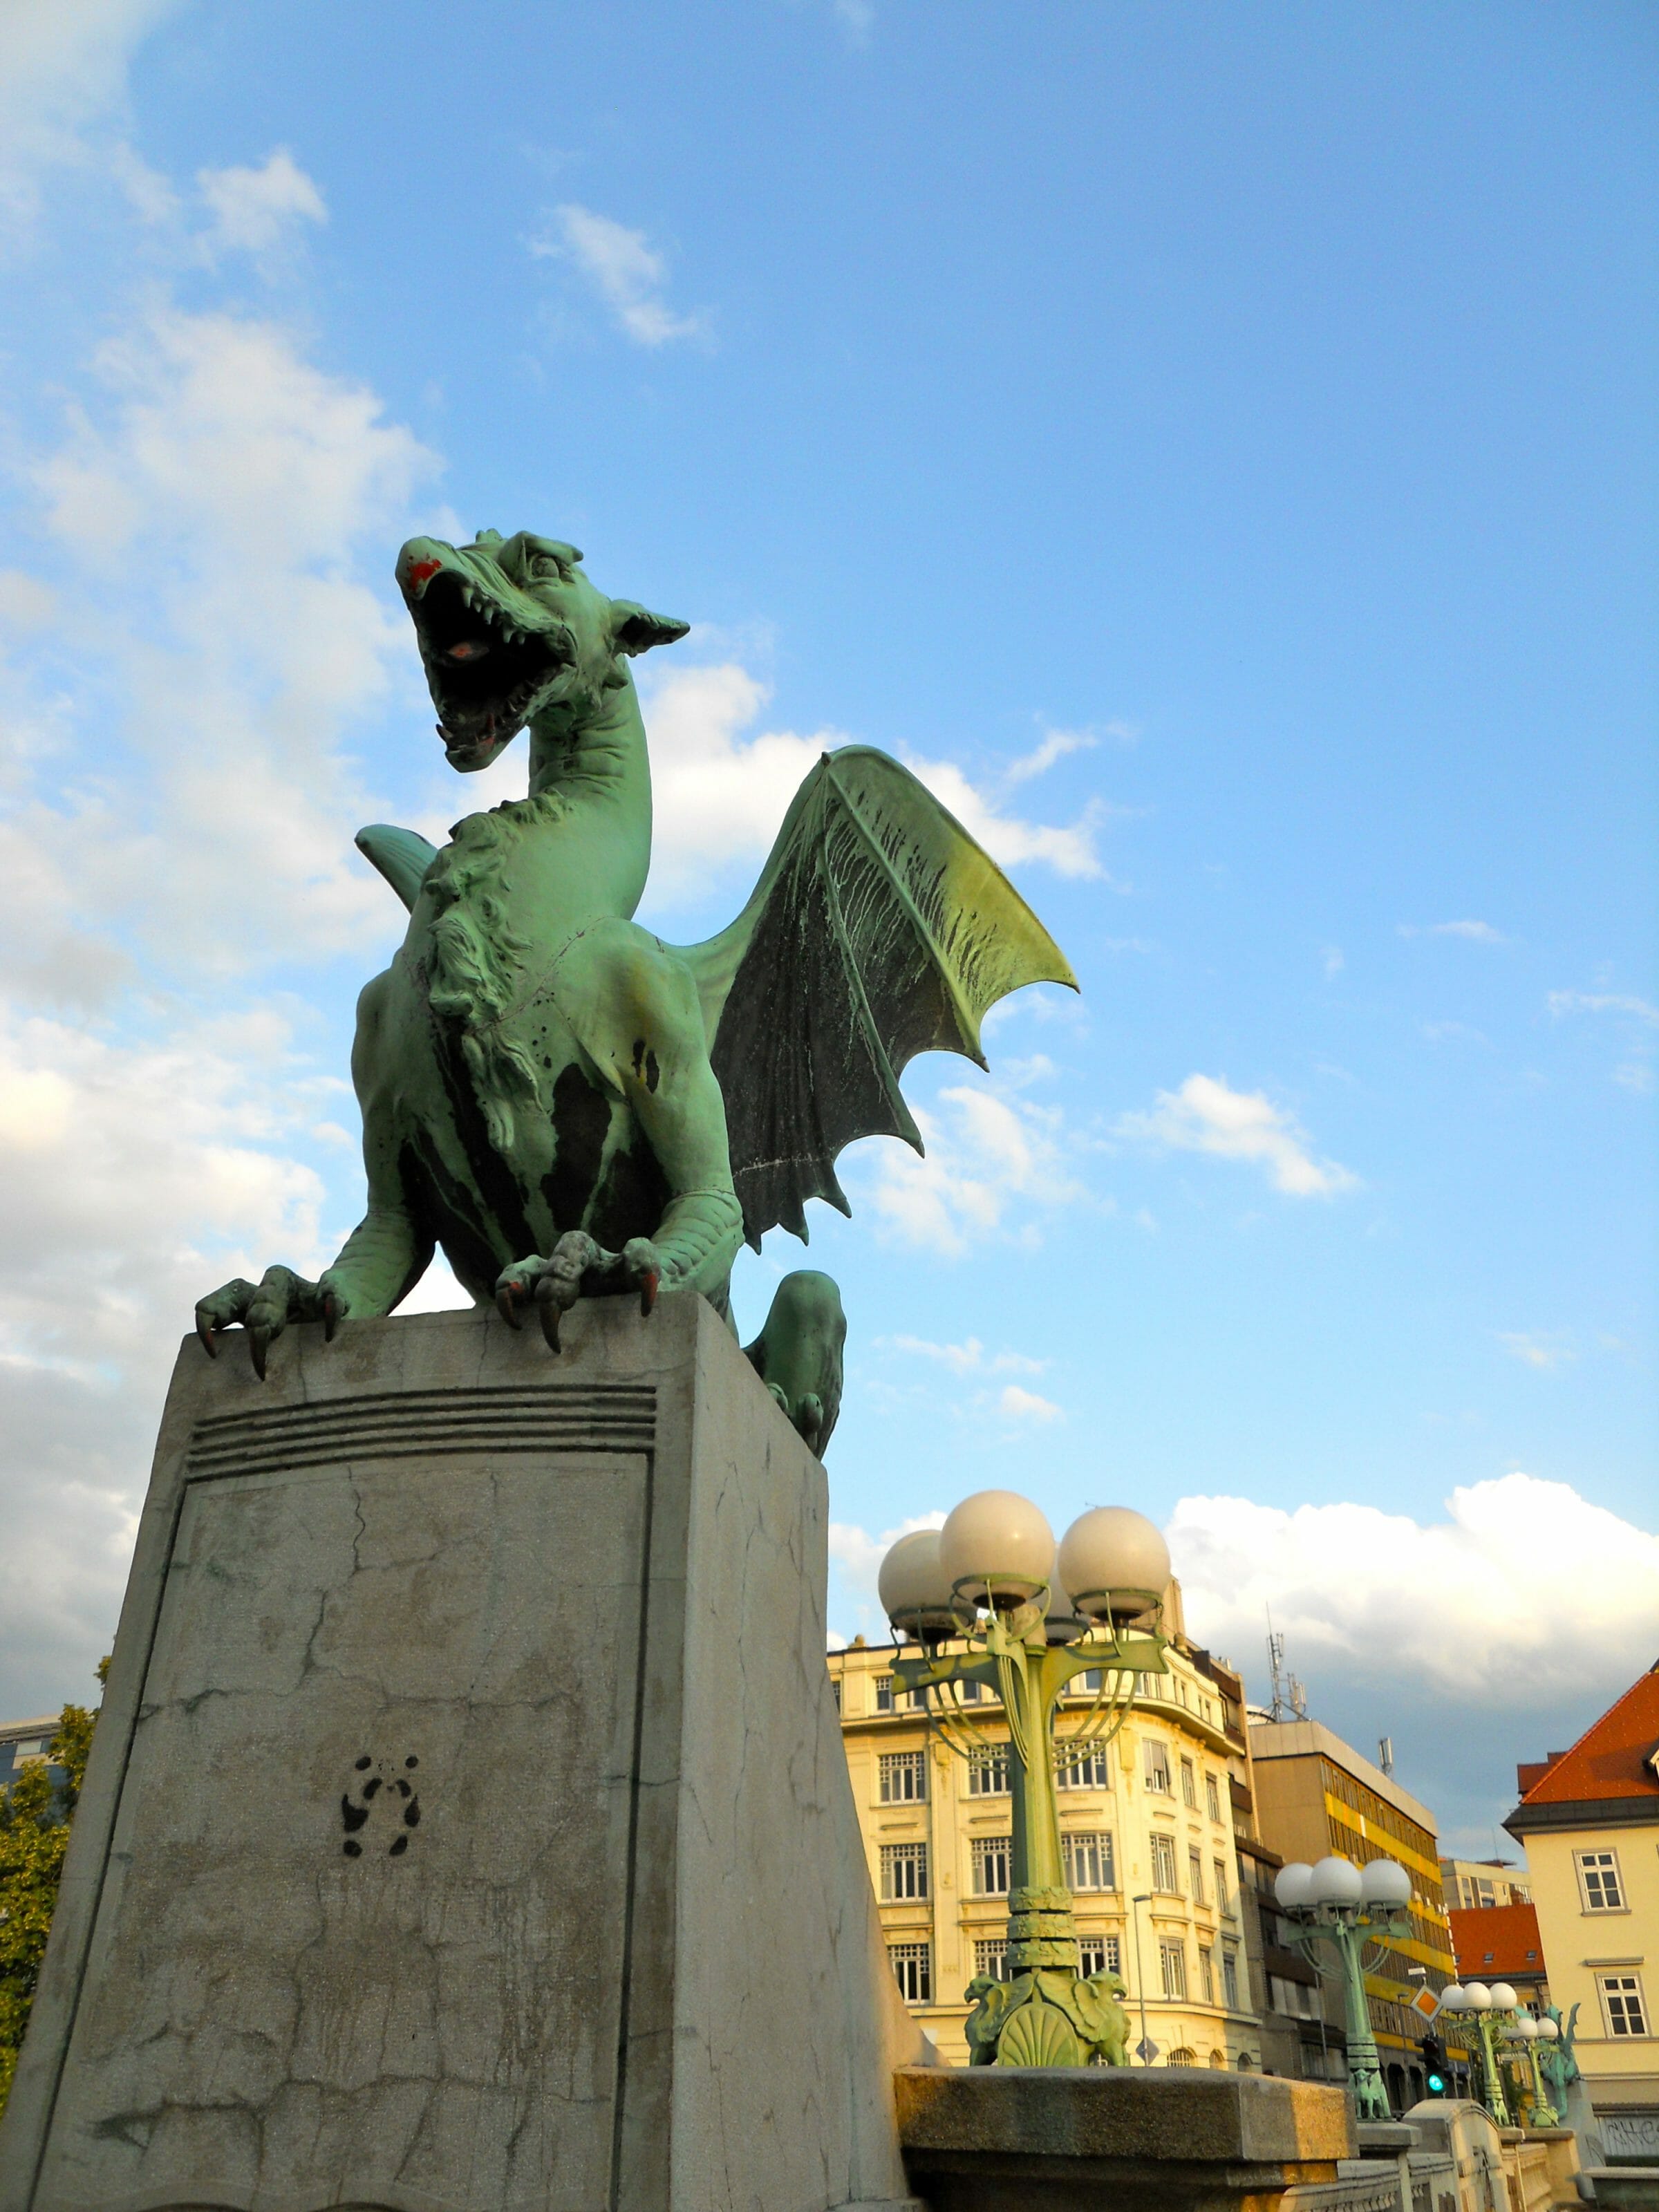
[522,666,653,918]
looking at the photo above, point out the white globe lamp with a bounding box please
[1535,2016,1559,2043]
[1360,1858,1413,1909]
[878,1528,959,1641]
[938,1490,1055,1607]
[1512,2015,1537,2041]
[1042,1553,1088,1645]
[1057,1506,1171,1623]
[1274,1862,1315,1911]
[1489,1983,1519,2012]
[1308,1855,1363,1908]
[1463,1982,1492,2011]
[1439,1984,1467,2012]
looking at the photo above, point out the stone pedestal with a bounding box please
[0,1299,925,2212]
[893,2064,1353,2212]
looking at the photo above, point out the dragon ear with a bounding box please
[610,601,690,657]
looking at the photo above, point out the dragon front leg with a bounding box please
[494,929,744,1348]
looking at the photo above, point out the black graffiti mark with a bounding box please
[341,1754,423,1858]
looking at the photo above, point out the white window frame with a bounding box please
[878,1750,927,1804]
[1080,1935,1121,1978]
[1062,1830,1115,1892]
[1576,1850,1626,1913]
[1599,1973,1649,2038]
[973,1938,1011,1981]
[1181,1756,1197,1808]
[1144,1739,1172,1794]
[967,1749,1010,1796]
[874,1674,894,1714]
[1214,1857,1231,1915]
[1205,1772,1222,1821]
[1222,1942,1241,2010]
[1150,1831,1180,1893]
[973,1834,1013,1897]
[880,1841,928,1901]
[1200,1945,1215,2005]
[1188,1847,1206,1904]
[888,1941,931,2004]
[1159,1938,1187,2000]
[1057,1746,1110,1790]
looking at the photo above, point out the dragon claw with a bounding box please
[638,1268,659,1319]
[534,1275,563,1353]
[496,1283,522,1329]
[196,1315,218,1360]
[249,1326,270,1382]
[321,1293,340,1342]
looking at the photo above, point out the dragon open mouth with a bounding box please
[416,572,572,755]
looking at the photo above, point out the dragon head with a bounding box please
[396,529,688,771]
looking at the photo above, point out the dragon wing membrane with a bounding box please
[669,746,1078,1250]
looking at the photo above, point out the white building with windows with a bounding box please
[827,1598,1264,2068]
[1506,1662,1659,2159]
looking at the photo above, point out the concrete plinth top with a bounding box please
[895,2063,1356,2167]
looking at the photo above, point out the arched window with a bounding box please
[1168,2046,1197,2066]
[1237,2052,1255,2071]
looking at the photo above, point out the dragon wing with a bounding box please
[667,745,1078,1249]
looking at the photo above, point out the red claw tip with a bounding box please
[639,1270,660,1318]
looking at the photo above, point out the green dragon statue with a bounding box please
[195,529,1076,1448]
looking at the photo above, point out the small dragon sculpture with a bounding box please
[196,530,1076,1448]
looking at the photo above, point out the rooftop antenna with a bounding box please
[1266,1609,1307,1722]
[1378,1735,1394,1777]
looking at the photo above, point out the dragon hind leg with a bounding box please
[743,1270,845,1457]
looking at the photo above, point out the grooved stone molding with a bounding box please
[0,1300,927,2212]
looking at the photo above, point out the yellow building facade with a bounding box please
[827,1629,1266,2068]
[1506,1665,1659,2154]
[1248,1718,1459,2108]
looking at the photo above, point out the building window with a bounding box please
[1150,1833,1179,1892]
[1063,1831,1115,1891]
[889,1942,932,2004]
[1213,1857,1230,1914]
[832,1678,841,1712]
[1269,1974,1319,2020]
[1205,1772,1222,1821]
[973,1938,1011,1980]
[1181,1756,1198,1808]
[1080,1936,1121,1978]
[874,1675,894,1714]
[879,1750,927,1804]
[1188,1848,1206,1903]
[1222,1944,1241,2010]
[1144,1741,1172,1794]
[973,1835,1013,1896]
[1160,1939,1187,2000]
[1200,1946,1216,2004]
[1058,1747,1110,1790]
[1600,1975,1649,2038]
[1577,1850,1625,1912]
[1072,1668,1104,1693]
[967,1749,1010,1796]
[880,1841,928,1900]
[957,1678,986,1703]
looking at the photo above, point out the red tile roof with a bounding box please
[1450,1901,1547,1981]
[1515,1665,1659,1808]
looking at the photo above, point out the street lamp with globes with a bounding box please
[878,1491,1172,2068]
[1271,1853,1415,2118]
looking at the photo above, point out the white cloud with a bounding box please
[853,1082,1087,1256]
[1548,990,1659,1027]
[1118,1074,1358,1199]
[1499,1331,1574,1372]
[998,1384,1061,1422]
[536,203,709,348]
[198,149,326,261]
[1322,946,1344,979]
[12,299,438,968]
[828,1510,946,1602]
[1398,920,1506,944]
[1167,1474,1659,1708]
[880,1334,1047,1376]
[0,0,182,248]
[635,658,1109,906]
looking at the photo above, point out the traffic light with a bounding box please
[1421,2034,1449,2096]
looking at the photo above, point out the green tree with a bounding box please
[0,1660,106,2119]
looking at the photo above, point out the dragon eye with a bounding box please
[532,554,563,580]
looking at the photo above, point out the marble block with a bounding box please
[0,1297,926,2212]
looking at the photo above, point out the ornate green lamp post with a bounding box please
[878,1491,1172,2068]
[1437,1982,1515,2125]
[1272,1855,1416,2119]
[1506,2010,1562,2126]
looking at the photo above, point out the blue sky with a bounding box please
[0,0,1653,1854]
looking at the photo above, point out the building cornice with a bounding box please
[1503,1797,1659,1837]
